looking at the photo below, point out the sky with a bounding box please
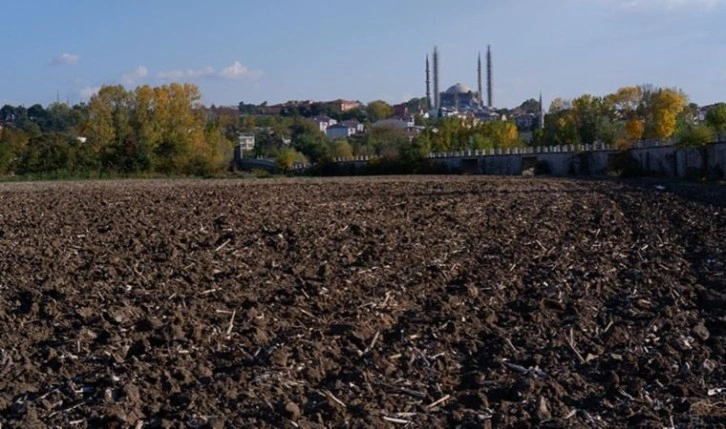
[2,0,725,109]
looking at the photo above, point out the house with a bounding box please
[340,119,364,134]
[310,115,337,133]
[514,113,536,130]
[325,99,362,112]
[372,116,415,130]
[372,117,421,140]
[393,103,409,117]
[237,132,255,152]
[326,123,356,140]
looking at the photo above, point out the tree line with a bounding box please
[0,83,232,177]
[536,85,726,148]
[1,83,724,177]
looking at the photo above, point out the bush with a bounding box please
[676,124,714,148]
[276,148,307,173]
[251,168,273,179]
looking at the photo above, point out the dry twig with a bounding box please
[226,310,236,336]
[427,394,450,409]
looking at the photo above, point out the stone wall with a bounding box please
[419,141,726,179]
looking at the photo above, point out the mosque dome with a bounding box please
[445,83,473,94]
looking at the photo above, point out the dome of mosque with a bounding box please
[445,83,473,94]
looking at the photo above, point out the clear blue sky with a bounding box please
[2,0,725,109]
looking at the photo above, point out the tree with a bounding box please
[483,121,520,148]
[341,107,368,123]
[362,125,409,157]
[366,100,393,123]
[606,86,642,116]
[518,98,541,114]
[621,119,644,147]
[706,103,726,139]
[676,123,713,148]
[238,101,259,115]
[127,85,161,172]
[276,147,307,172]
[423,117,521,152]
[405,97,428,114]
[84,83,231,175]
[548,97,570,114]
[254,130,282,157]
[86,85,132,171]
[571,94,615,144]
[541,110,579,146]
[330,140,353,158]
[645,88,687,139]
[0,126,28,174]
[17,133,73,175]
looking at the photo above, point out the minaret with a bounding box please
[425,55,431,111]
[433,46,440,111]
[477,52,483,108]
[486,45,493,108]
[539,92,545,129]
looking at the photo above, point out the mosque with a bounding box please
[425,46,497,118]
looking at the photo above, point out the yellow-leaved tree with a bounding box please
[645,88,687,140]
[86,82,232,175]
[606,86,642,115]
[484,121,520,148]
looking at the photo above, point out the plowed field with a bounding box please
[0,177,724,428]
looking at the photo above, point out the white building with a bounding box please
[310,115,337,133]
[341,119,364,134]
[326,120,364,140]
[238,132,255,152]
[326,123,355,140]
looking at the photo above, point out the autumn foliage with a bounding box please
[542,85,690,148]
[85,83,232,176]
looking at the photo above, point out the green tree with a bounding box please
[366,100,393,123]
[17,133,72,175]
[518,98,541,114]
[330,140,353,158]
[276,147,307,172]
[290,118,329,162]
[676,123,714,148]
[706,103,726,140]
[341,107,368,123]
[0,126,29,174]
[86,85,132,171]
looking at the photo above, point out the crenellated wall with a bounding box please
[235,142,726,179]
[422,142,726,179]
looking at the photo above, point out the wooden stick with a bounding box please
[505,337,518,354]
[566,329,586,364]
[49,400,85,417]
[427,394,450,409]
[363,331,380,355]
[226,310,236,336]
[298,308,315,318]
[215,239,231,252]
[398,387,426,399]
[383,416,410,425]
[322,389,346,408]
